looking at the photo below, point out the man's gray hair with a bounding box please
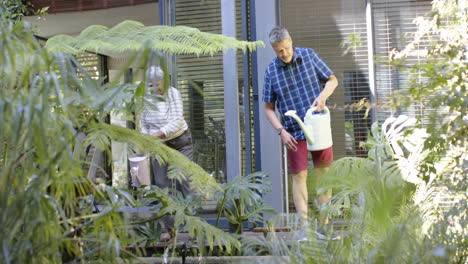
[146,65,164,81]
[269,26,291,44]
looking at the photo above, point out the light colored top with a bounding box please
[140,87,188,141]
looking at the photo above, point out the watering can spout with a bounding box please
[284,110,314,145]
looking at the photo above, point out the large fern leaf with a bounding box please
[45,20,265,56]
[87,122,221,197]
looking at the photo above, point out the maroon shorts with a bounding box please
[287,141,334,173]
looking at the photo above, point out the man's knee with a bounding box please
[315,167,329,175]
[292,170,308,183]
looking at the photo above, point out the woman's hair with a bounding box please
[146,65,164,81]
[268,26,291,44]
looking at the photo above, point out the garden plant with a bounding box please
[1,0,465,263]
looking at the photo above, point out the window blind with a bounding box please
[174,0,255,181]
[372,0,432,123]
[174,0,227,183]
[77,52,111,181]
[76,52,100,80]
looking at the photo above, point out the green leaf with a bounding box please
[46,20,265,56]
[134,81,146,97]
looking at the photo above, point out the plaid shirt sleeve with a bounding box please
[309,49,334,81]
[263,67,276,103]
[159,87,186,138]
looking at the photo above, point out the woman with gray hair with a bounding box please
[141,65,193,241]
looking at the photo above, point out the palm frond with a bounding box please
[219,172,272,205]
[141,187,242,253]
[45,20,265,56]
[214,172,276,231]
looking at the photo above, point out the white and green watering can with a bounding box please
[285,106,333,151]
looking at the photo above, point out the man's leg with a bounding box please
[287,141,309,224]
[311,146,334,226]
[151,130,192,241]
[291,169,309,222]
[316,166,341,240]
[315,167,332,225]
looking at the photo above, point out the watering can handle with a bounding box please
[309,106,329,114]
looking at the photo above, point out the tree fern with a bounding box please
[45,20,265,56]
[88,122,221,196]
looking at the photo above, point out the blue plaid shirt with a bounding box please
[263,47,334,140]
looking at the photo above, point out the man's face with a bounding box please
[272,39,294,64]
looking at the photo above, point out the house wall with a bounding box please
[28,0,155,13]
[25,3,159,38]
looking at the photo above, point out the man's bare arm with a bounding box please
[265,102,283,130]
[312,74,338,111]
[264,102,298,151]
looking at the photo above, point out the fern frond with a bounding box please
[44,34,79,54]
[87,122,221,197]
[182,215,241,253]
[45,20,265,56]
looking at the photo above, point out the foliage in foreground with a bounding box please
[0,12,270,262]
[389,0,466,180]
[244,115,464,263]
[388,0,467,261]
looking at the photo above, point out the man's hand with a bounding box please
[280,129,298,151]
[312,75,338,111]
[311,94,327,111]
[264,102,298,151]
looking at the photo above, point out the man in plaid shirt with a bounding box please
[263,27,339,240]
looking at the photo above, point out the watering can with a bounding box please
[285,106,333,151]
